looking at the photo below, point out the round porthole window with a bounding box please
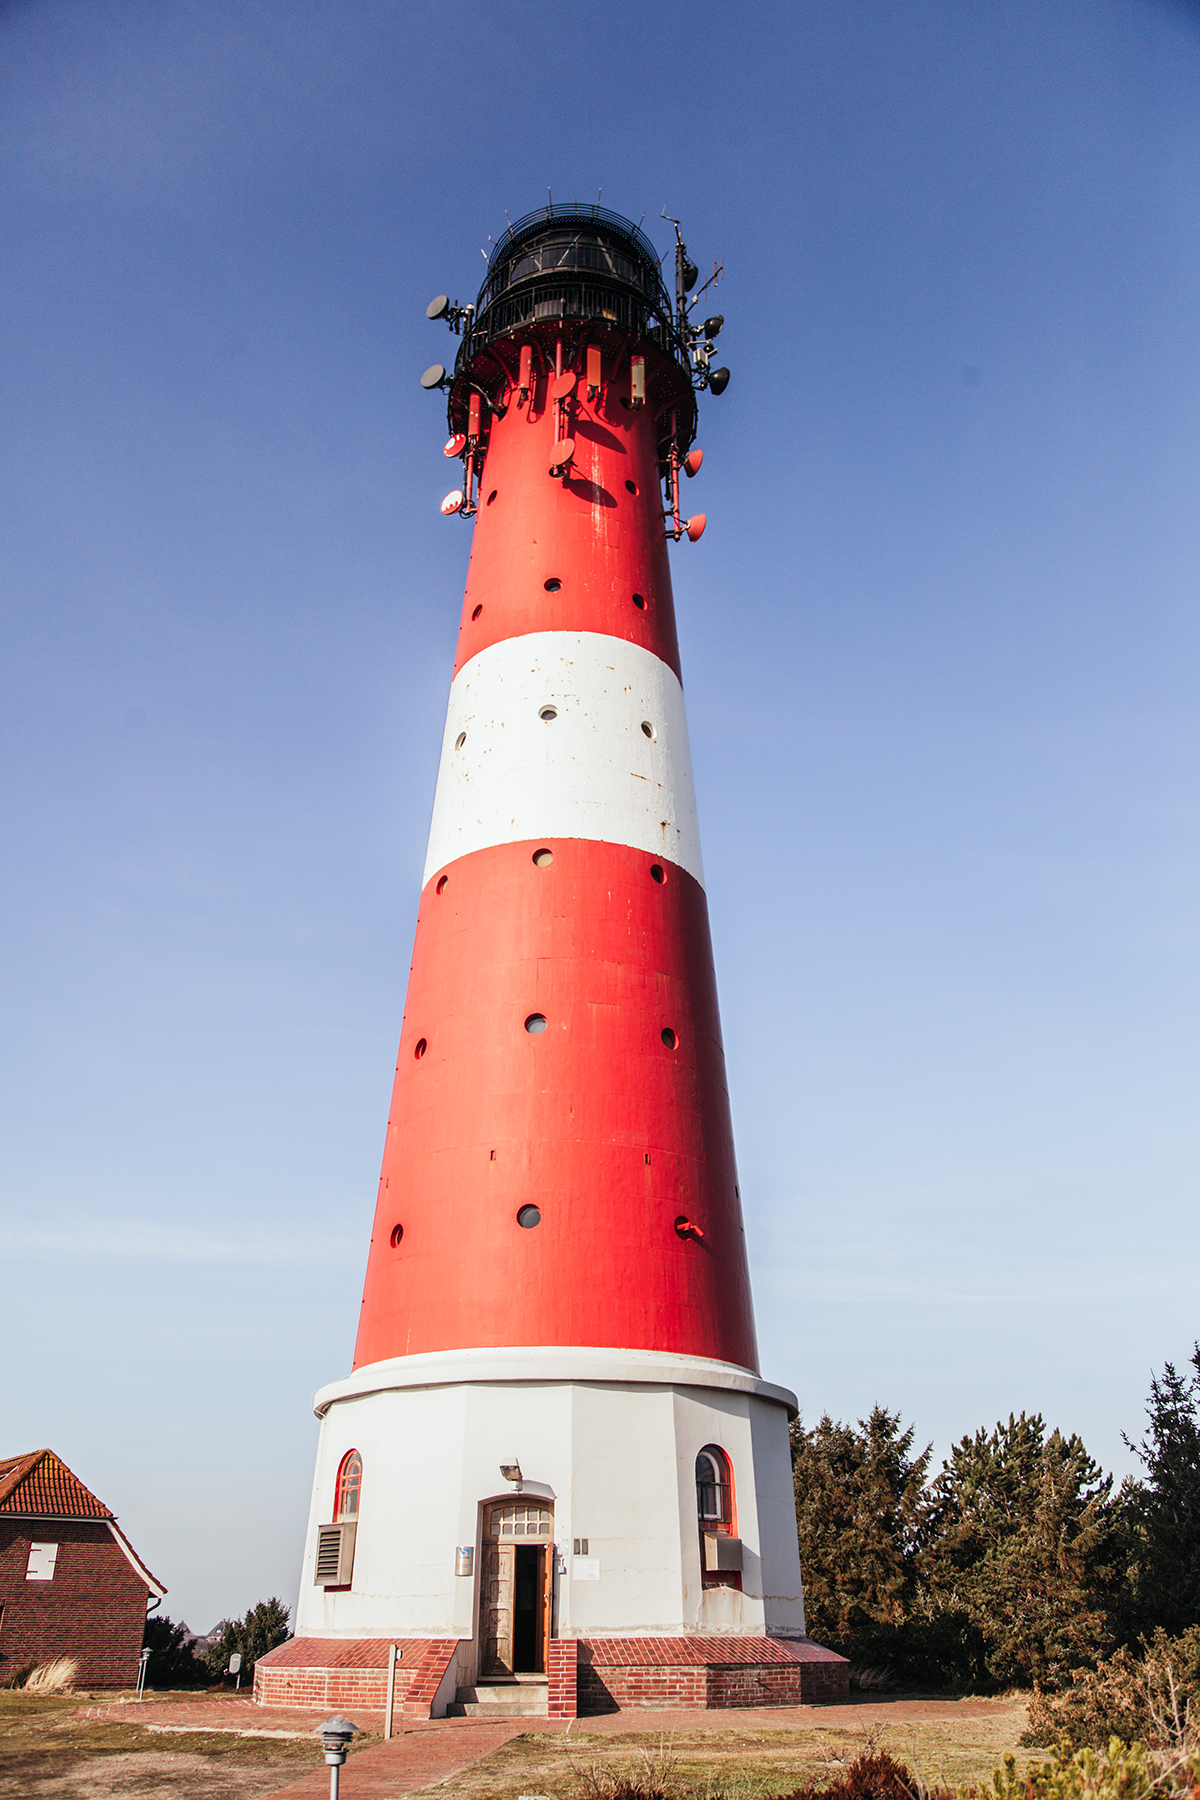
[390,1223,404,1248]
[532,848,554,867]
[539,706,558,722]
[517,1205,542,1229]
[650,864,665,884]
[436,875,449,895]
[471,604,483,620]
[455,731,466,750]
[544,577,562,592]
[632,593,646,610]
[525,1013,548,1034]
[641,720,656,740]
[661,1027,677,1049]
[414,1037,428,1059]
[625,479,638,495]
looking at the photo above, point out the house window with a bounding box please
[335,1451,362,1522]
[695,1447,732,1527]
[26,1543,59,1581]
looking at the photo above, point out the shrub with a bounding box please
[978,1739,1198,1800]
[1022,1627,1200,1751]
[774,1747,954,1800]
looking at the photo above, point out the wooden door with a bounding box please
[540,1543,553,1672]
[479,1499,554,1678]
[480,1537,515,1676]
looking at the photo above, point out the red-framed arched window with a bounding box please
[695,1445,733,1530]
[335,1450,362,1522]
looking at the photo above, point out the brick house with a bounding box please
[0,1450,165,1688]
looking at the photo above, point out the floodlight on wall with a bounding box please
[499,1459,523,1489]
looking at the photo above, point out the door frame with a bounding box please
[477,1495,555,1676]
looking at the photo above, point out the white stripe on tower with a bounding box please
[422,631,705,887]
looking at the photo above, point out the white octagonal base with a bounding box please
[294,1346,806,1674]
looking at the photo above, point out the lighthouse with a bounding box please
[259,205,848,1718]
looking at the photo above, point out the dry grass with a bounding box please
[406,1699,1032,1800]
[23,1657,80,1694]
[0,1688,335,1798]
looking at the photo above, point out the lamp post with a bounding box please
[316,1716,359,1800]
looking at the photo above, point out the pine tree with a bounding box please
[1123,1343,1200,1637]
[203,1596,291,1683]
[923,1412,1122,1688]
[141,1614,208,1687]
[791,1406,932,1669]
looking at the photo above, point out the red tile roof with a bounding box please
[0,1449,167,1596]
[0,1449,112,1518]
[581,1635,848,1665]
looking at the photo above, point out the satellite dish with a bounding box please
[686,513,707,542]
[440,490,465,515]
[426,295,451,321]
[549,437,575,473]
[703,315,724,338]
[443,433,467,457]
[684,448,703,479]
[682,260,699,292]
[708,368,730,395]
[551,371,576,401]
[421,364,447,390]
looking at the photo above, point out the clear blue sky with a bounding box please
[2,0,1197,1634]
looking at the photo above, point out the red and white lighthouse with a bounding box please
[265,206,848,1718]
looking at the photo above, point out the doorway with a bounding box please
[479,1499,553,1677]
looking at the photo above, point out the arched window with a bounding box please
[335,1450,362,1522]
[695,1446,732,1529]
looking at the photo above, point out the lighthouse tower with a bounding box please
[264,206,847,1718]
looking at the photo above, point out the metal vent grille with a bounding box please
[314,1522,355,1585]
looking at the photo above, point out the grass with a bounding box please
[403,1696,1033,1800]
[0,1687,378,1797]
[0,1688,1033,1800]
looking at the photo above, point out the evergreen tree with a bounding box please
[142,1613,208,1687]
[791,1406,933,1668]
[203,1597,291,1683]
[1122,1343,1200,1637]
[923,1412,1122,1689]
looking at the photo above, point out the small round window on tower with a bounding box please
[471,604,482,620]
[436,875,449,895]
[414,1037,428,1059]
[650,864,665,884]
[539,706,558,722]
[641,720,656,740]
[544,578,562,592]
[517,1205,542,1229]
[532,848,554,867]
[455,731,466,750]
[632,593,647,610]
[661,1027,677,1050]
[625,479,638,495]
[525,1013,548,1035]
[390,1223,404,1248]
